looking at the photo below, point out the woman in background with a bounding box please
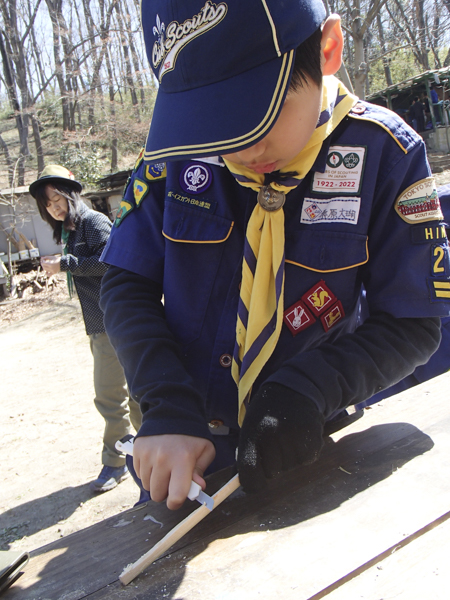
[29,165,141,492]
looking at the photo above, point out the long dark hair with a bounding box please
[34,183,84,244]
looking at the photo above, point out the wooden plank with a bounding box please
[4,372,450,600]
[119,474,241,584]
[320,514,450,600]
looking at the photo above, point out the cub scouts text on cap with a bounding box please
[141,0,327,163]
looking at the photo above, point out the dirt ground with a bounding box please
[0,274,140,554]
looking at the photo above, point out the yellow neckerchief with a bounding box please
[223,75,357,426]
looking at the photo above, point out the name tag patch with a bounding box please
[167,190,217,213]
[395,177,443,223]
[411,223,448,244]
[301,197,361,225]
[312,146,366,194]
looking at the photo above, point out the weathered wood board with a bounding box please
[5,371,450,600]
[323,516,450,600]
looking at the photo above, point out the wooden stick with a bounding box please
[120,474,240,585]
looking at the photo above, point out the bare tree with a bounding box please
[376,11,393,86]
[114,0,140,121]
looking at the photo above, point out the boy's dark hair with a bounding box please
[34,183,82,244]
[289,27,323,91]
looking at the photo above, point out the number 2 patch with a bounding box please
[431,244,450,276]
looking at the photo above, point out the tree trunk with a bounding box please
[376,12,393,87]
[352,8,366,98]
[106,48,118,172]
[0,132,14,186]
[88,0,118,131]
[31,114,45,175]
[114,0,140,121]
[0,24,27,185]
[44,0,71,131]
[414,0,429,70]
[122,0,145,106]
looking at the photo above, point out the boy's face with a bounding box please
[222,79,322,174]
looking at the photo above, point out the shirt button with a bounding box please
[352,102,366,114]
[219,353,232,368]
[209,419,224,429]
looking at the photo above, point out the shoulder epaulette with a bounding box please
[348,101,420,154]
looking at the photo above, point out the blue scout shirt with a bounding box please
[356,182,450,408]
[101,102,450,437]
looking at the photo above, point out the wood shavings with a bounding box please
[338,466,352,475]
[143,515,164,527]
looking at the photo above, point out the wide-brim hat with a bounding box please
[29,165,83,198]
[142,0,326,164]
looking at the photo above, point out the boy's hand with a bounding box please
[237,383,324,493]
[133,434,216,510]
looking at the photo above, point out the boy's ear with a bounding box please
[320,15,344,76]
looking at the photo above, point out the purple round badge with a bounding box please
[180,163,212,195]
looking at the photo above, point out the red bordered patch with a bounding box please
[283,300,315,336]
[301,280,337,316]
[320,301,345,332]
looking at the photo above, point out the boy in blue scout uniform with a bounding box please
[100,0,450,509]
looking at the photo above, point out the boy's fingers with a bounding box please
[167,463,196,510]
[150,468,171,504]
[193,440,216,486]
[133,454,152,492]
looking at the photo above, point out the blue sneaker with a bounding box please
[90,465,129,493]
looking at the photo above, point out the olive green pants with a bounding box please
[90,332,142,467]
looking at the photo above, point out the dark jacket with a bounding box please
[60,202,111,335]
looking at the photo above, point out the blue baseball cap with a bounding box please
[142,0,327,163]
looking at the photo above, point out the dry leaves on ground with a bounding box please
[0,271,70,326]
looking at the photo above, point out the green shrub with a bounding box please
[59,144,103,186]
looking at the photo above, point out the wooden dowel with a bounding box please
[120,474,240,585]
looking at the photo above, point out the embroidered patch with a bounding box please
[320,301,345,331]
[431,244,450,277]
[428,278,450,301]
[301,197,361,225]
[145,163,166,181]
[302,280,337,316]
[411,223,448,244]
[283,300,315,336]
[152,3,228,82]
[180,163,213,194]
[134,146,145,170]
[395,178,443,223]
[133,179,149,206]
[114,200,134,227]
[167,190,217,212]
[312,146,366,194]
